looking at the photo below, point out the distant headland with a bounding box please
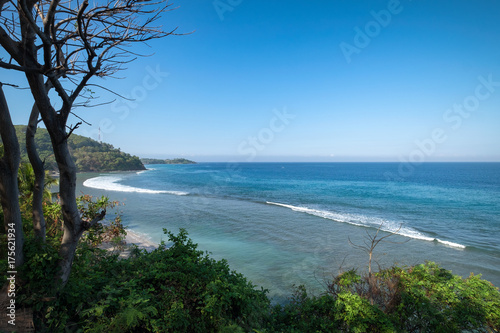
[7,125,145,172]
[141,158,197,165]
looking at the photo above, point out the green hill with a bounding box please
[141,158,196,165]
[4,125,145,172]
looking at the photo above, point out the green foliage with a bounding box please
[9,223,500,332]
[268,284,393,332]
[141,158,197,165]
[266,262,500,333]
[391,262,500,332]
[7,190,127,328]
[43,201,64,242]
[6,183,500,332]
[5,125,145,171]
[76,194,127,249]
[13,165,123,246]
[73,148,145,172]
[17,238,62,312]
[17,163,58,224]
[32,228,269,332]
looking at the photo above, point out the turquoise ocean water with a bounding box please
[78,162,500,300]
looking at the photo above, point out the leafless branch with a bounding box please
[348,223,407,276]
[85,83,133,100]
[0,81,18,87]
[69,111,91,125]
[73,99,114,108]
[64,121,81,140]
[1,0,177,113]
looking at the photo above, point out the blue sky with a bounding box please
[3,0,500,162]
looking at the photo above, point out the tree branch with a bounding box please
[0,59,39,72]
[18,0,51,52]
[82,209,106,230]
[0,26,22,63]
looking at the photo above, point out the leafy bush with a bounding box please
[9,230,500,332]
[390,262,500,332]
[34,228,269,332]
[6,187,499,333]
[266,262,500,333]
[77,195,126,248]
[17,238,61,312]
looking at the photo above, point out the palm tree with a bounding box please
[18,163,58,204]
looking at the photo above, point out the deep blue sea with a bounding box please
[78,162,500,300]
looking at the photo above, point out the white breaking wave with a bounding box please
[266,201,466,249]
[83,176,188,196]
[436,239,466,249]
[136,167,156,175]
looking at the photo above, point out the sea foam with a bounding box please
[83,176,188,196]
[266,201,466,249]
[136,167,157,175]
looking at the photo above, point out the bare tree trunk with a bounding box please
[52,128,105,284]
[54,135,83,285]
[52,133,104,284]
[26,104,46,241]
[41,119,82,285]
[25,73,105,285]
[0,83,24,267]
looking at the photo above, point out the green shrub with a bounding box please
[390,262,500,332]
[266,262,500,333]
[35,228,269,332]
[10,220,499,332]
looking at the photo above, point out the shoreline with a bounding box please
[101,229,159,259]
[78,165,500,293]
[125,229,158,250]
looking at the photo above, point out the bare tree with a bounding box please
[0,0,176,284]
[349,223,404,276]
[349,223,407,305]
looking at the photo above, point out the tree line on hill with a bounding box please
[141,158,196,165]
[6,125,145,172]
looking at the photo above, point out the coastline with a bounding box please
[101,229,158,259]
[125,229,158,251]
[79,164,500,294]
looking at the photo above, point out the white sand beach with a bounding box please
[101,229,158,258]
